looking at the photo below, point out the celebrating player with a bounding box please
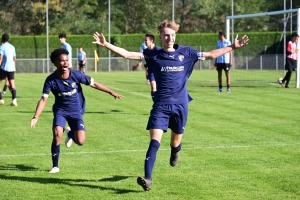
[93,20,248,191]
[30,48,123,173]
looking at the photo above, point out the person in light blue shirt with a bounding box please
[214,30,232,93]
[59,33,72,68]
[0,33,17,106]
[77,47,87,73]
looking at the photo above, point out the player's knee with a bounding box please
[76,138,85,146]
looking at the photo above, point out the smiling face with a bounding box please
[160,27,176,51]
[54,54,69,73]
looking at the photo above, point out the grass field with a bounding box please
[0,70,299,200]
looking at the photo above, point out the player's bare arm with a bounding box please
[91,81,124,100]
[30,97,48,128]
[92,32,141,60]
[204,35,249,60]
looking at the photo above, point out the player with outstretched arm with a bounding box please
[93,20,249,191]
[30,48,123,173]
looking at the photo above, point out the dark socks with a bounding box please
[3,85,7,92]
[51,142,60,167]
[144,139,160,179]
[11,88,16,100]
[67,129,78,144]
[171,143,182,154]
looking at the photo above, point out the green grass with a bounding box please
[0,70,299,200]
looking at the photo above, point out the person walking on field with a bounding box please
[279,33,299,88]
[0,33,17,106]
[30,48,123,174]
[77,47,87,73]
[59,33,73,68]
[92,20,249,191]
[214,30,232,93]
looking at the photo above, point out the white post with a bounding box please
[108,0,111,72]
[296,8,300,88]
[46,0,49,73]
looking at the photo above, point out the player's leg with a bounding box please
[49,115,67,173]
[65,115,86,146]
[283,58,293,88]
[7,73,17,106]
[0,79,3,105]
[168,104,187,167]
[2,77,9,94]
[225,64,231,92]
[137,105,169,191]
[137,128,163,191]
[216,64,223,92]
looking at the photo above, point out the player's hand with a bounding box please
[92,32,106,46]
[30,116,39,128]
[111,92,124,100]
[295,48,299,53]
[233,34,249,49]
[132,64,138,71]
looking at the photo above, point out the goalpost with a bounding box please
[226,8,300,88]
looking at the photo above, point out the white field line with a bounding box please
[109,86,151,98]
[1,143,299,158]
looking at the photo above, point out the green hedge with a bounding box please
[9,32,289,59]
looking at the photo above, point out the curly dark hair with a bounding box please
[50,48,69,63]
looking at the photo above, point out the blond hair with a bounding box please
[157,20,180,33]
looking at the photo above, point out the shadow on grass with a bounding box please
[0,164,38,171]
[98,175,131,182]
[0,165,140,194]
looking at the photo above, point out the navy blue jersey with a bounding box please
[144,44,204,104]
[42,70,92,115]
[147,46,161,82]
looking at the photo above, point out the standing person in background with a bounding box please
[1,77,10,95]
[30,48,123,174]
[142,33,159,102]
[214,30,232,93]
[0,33,17,106]
[77,47,87,73]
[279,33,299,88]
[132,40,149,84]
[93,20,249,191]
[59,33,72,68]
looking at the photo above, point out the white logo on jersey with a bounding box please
[178,55,184,61]
[80,124,85,128]
[161,66,184,72]
[62,81,69,86]
[169,54,175,59]
[58,88,77,97]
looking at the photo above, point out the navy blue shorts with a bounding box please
[146,104,188,134]
[216,63,230,71]
[53,113,85,131]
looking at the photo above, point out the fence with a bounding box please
[16,54,286,73]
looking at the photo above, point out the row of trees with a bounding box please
[0,0,299,36]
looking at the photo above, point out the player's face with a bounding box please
[160,27,176,50]
[55,54,69,72]
[59,37,66,44]
[144,37,153,48]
